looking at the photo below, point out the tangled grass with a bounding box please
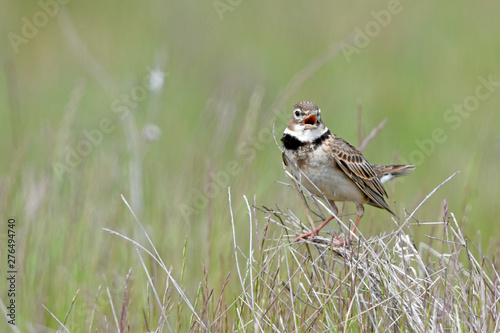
[216,172,500,332]
[36,170,499,332]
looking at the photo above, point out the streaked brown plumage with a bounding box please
[281,101,415,243]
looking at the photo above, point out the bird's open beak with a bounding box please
[303,114,317,125]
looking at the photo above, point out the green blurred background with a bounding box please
[1,0,499,330]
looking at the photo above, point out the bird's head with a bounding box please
[284,101,327,142]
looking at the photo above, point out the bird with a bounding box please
[281,101,415,244]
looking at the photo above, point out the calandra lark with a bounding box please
[281,101,414,244]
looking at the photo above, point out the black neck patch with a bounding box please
[281,130,331,150]
[312,130,331,148]
[281,134,305,150]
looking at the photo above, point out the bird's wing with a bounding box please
[329,136,393,214]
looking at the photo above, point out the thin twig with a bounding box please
[358,118,387,152]
[42,305,70,333]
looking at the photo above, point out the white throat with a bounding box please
[284,126,329,143]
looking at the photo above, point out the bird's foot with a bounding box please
[294,230,348,246]
[294,229,319,242]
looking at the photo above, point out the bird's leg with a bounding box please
[349,204,365,241]
[294,203,339,242]
[294,215,334,241]
[314,205,365,247]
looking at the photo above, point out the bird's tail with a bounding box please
[373,164,416,184]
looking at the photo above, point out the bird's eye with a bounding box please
[294,110,301,118]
